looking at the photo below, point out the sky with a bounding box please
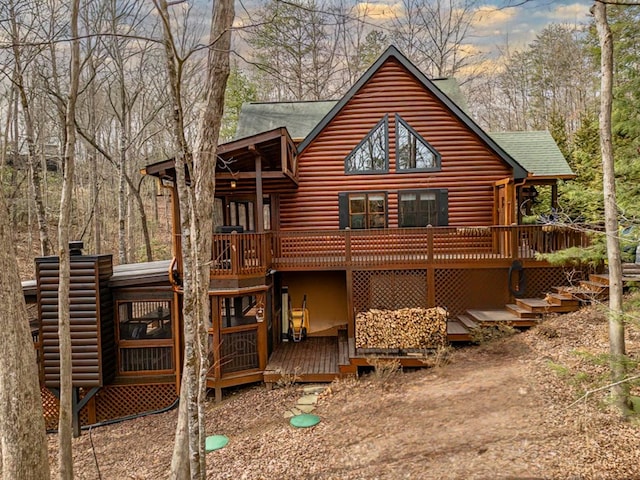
[470,1,592,51]
[234,0,594,64]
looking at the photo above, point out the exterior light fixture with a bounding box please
[231,180,237,189]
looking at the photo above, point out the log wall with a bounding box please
[279,58,512,230]
[36,255,115,389]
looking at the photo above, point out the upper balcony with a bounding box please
[210,225,590,277]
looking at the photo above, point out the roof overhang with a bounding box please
[142,127,298,194]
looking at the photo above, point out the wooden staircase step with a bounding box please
[580,280,610,293]
[550,287,575,299]
[515,298,578,314]
[505,303,540,319]
[589,274,610,286]
[545,293,580,307]
[466,309,540,327]
[447,319,472,342]
[457,314,479,330]
[466,309,521,323]
[554,286,605,302]
[623,263,640,276]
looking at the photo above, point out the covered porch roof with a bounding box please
[142,127,298,195]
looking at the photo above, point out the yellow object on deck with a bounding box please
[289,305,310,342]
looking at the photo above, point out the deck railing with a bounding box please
[210,225,590,275]
[212,232,271,276]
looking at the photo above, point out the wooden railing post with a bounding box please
[510,224,519,259]
[230,232,240,275]
[345,229,351,267]
[427,225,434,264]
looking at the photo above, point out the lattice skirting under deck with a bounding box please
[41,382,178,431]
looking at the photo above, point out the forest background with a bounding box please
[1,0,639,278]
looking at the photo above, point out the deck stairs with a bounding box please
[447,263,640,342]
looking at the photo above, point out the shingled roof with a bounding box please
[235,79,469,141]
[235,46,574,180]
[489,131,575,179]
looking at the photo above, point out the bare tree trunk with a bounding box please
[0,192,50,480]
[118,123,127,264]
[592,1,633,418]
[154,0,234,477]
[9,0,51,256]
[87,55,101,254]
[58,0,81,477]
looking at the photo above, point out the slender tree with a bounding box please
[4,0,53,256]
[57,0,81,477]
[592,0,633,418]
[153,0,234,477]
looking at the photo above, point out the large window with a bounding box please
[339,192,387,229]
[396,115,440,171]
[345,116,389,174]
[399,189,448,227]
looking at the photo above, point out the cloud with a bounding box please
[541,3,590,22]
[472,5,518,30]
[353,2,403,20]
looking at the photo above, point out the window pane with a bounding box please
[248,202,255,231]
[397,119,437,170]
[214,198,224,228]
[238,204,247,230]
[368,195,385,213]
[263,204,271,230]
[369,213,385,228]
[418,192,437,225]
[399,191,437,227]
[346,120,387,173]
[350,214,365,229]
[350,195,366,214]
[415,145,435,169]
[397,123,413,169]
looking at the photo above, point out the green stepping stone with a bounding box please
[290,413,320,428]
[205,435,229,452]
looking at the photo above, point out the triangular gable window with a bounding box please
[396,115,440,171]
[345,116,389,174]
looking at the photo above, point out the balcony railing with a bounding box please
[210,225,590,275]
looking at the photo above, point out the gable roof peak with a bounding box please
[296,44,528,179]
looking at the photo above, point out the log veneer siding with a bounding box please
[279,58,512,230]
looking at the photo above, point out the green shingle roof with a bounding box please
[234,47,571,180]
[488,131,574,178]
[235,79,467,141]
[235,100,336,140]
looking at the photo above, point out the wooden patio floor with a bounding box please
[263,336,351,385]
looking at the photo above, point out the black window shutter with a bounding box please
[338,192,349,229]
[438,189,449,226]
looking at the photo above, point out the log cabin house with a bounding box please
[23,46,590,430]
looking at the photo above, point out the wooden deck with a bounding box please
[263,336,352,385]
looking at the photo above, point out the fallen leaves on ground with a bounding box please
[48,300,640,479]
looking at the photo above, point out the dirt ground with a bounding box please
[47,302,640,479]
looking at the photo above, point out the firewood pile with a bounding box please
[355,307,448,351]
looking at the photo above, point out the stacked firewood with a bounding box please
[355,307,448,350]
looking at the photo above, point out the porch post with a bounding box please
[551,183,558,211]
[252,147,265,233]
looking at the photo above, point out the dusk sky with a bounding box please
[234,0,594,64]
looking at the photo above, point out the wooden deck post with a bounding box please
[252,148,265,233]
[510,225,520,259]
[345,229,352,267]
